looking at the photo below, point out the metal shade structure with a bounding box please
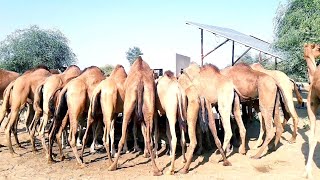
[186,21,282,68]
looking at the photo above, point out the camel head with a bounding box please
[304,43,320,60]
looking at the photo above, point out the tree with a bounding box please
[126,46,143,66]
[100,64,114,76]
[0,25,77,73]
[274,0,320,81]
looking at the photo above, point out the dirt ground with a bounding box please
[0,92,320,179]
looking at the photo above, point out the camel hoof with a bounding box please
[133,146,142,152]
[11,153,21,158]
[60,155,65,161]
[47,158,55,164]
[288,137,296,144]
[90,149,96,154]
[250,155,261,159]
[239,145,246,155]
[165,170,174,175]
[182,158,187,163]
[143,152,149,158]
[179,169,189,174]
[108,163,117,171]
[223,160,232,166]
[303,171,313,179]
[78,163,86,168]
[153,170,163,176]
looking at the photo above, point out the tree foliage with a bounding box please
[100,64,114,76]
[126,46,143,66]
[274,0,320,81]
[0,25,77,73]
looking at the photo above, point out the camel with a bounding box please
[177,63,235,174]
[221,63,285,159]
[303,43,320,179]
[0,69,19,99]
[47,66,105,164]
[79,64,128,164]
[107,57,162,176]
[28,65,81,155]
[0,65,52,156]
[250,63,303,147]
[155,70,186,175]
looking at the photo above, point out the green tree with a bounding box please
[126,46,143,66]
[100,64,114,76]
[274,0,320,81]
[0,25,76,73]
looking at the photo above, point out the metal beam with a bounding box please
[233,47,252,65]
[275,57,278,70]
[201,29,204,66]
[231,41,235,65]
[202,39,229,60]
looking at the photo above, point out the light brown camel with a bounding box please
[155,70,186,175]
[47,66,105,164]
[250,63,302,147]
[221,63,284,159]
[177,63,234,174]
[79,64,127,164]
[0,65,52,156]
[28,65,81,155]
[0,69,19,100]
[303,43,320,179]
[107,57,162,176]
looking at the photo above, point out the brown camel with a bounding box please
[28,65,81,155]
[221,63,284,159]
[47,66,105,164]
[107,57,162,176]
[79,64,127,164]
[177,63,234,174]
[0,69,19,99]
[155,70,186,175]
[0,65,52,156]
[250,63,303,147]
[303,43,320,179]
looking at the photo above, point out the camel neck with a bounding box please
[305,56,317,84]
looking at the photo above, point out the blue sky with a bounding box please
[0,0,284,71]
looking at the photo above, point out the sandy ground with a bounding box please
[0,93,320,179]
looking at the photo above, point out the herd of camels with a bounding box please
[0,43,319,178]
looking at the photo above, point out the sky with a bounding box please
[0,0,285,72]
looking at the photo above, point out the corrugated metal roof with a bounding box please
[186,21,282,59]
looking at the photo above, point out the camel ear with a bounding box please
[311,43,315,49]
[304,43,309,48]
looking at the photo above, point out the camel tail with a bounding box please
[198,97,209,133]
[275,84,290,117]
[91,87,101,118]
[0,82,14,126]
[34,84,44,113]
[54,88,68,123]
[48,87,62,115]
[136,80,144,122]
[290,79,303,105]
[177,87,186,131]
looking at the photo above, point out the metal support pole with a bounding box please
[233,47,252,65]
[231,41,235,65]
[275,57,278,70]
[202,39,229,59]
[201,29,204,66]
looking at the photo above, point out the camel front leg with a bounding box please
[304,88,319,179]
